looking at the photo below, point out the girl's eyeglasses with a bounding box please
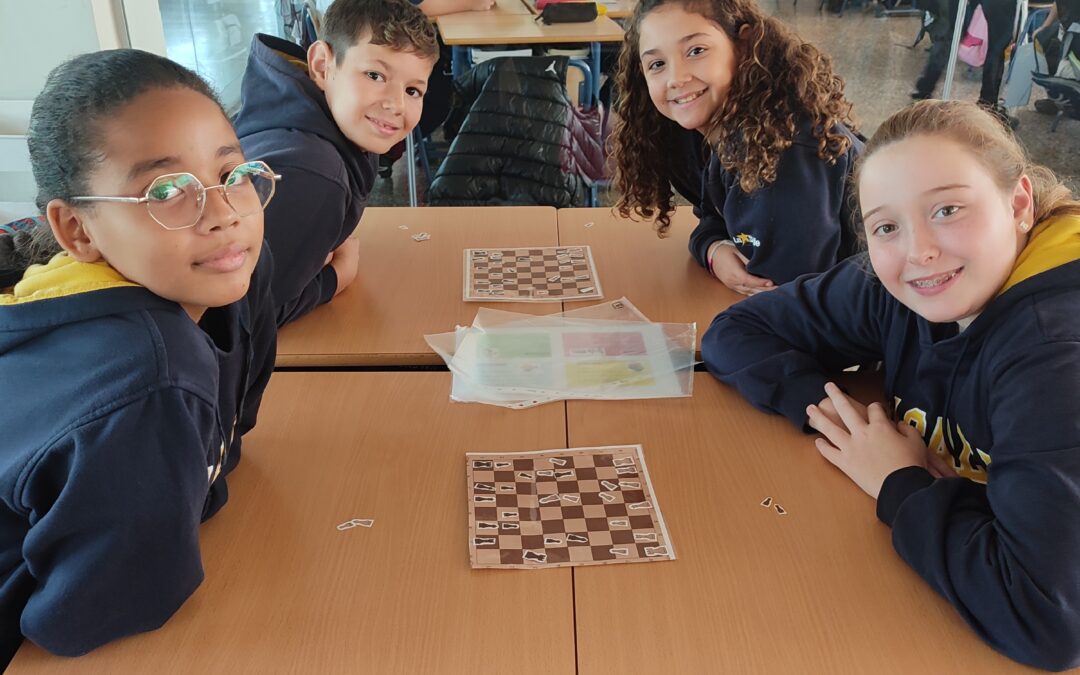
[71,160,281,231]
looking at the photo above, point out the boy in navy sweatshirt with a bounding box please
[703,101,1080,670]
[234,0,438,326]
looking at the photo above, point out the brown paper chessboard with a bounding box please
[466,445,675,569]
[463,246,603,302]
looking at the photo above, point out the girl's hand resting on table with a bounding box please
[707,241,775,296]
[806,382,928,499]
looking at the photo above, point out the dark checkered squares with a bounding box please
[465,247,602,302]
[468,446,673,568]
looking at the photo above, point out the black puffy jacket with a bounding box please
[429,56,604,207]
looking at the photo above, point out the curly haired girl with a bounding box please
[612,0,863,295]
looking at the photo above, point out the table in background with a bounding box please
[517,0,634,18]
[565,372,1036,673]
[557,206,741,356]
[9,372,573,674]
[491,0,538,13]
[599,0,634,18]
[275,206,560,367]
[436,11,624,101]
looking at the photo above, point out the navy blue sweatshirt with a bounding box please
[234,34,377,327]
[701,215,1080,671]
[0,244,276,661]
[668,125,709,207]
[689,123,863,284]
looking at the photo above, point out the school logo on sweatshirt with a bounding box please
[895,398,992,482]
[733,233,761,247]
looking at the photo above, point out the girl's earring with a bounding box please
[1020,221,1030,232]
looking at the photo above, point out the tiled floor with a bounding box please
[370,1,1079,206]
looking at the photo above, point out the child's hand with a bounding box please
[926,447,959,479]
[707,242,775,296]
[812,392,859,430]
[328,237,360,297]
[806,382,927,499]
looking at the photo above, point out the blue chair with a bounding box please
[300,2,321,50]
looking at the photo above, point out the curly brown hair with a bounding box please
[323,0,439,63]
[612,0,856,235]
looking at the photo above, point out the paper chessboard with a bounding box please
[463,247,602,302]
[466,445,675,569]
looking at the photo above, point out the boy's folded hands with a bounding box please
[328,237,360,296]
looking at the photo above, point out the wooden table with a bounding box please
[436,11,623,102]
[493,0,538,14]
[278,205,743,367]
[565,373,1037,673]
[9,371,1054,672]
[513,0,634,18]
[557,206,742,356]
[275,206,560,367]
[436,12,624,46]
[9,372,573,674]
[600,0,634,18]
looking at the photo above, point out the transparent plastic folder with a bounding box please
[424,298,696,408]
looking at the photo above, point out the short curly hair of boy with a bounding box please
[322,0,439,64]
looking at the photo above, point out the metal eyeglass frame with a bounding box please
[69,160,282,231]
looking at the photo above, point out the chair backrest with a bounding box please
[301,1,322,50]
[1020,7,1050,42]
[1064,22,1080,59]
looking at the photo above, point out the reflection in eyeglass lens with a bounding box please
[147,174,201,228]
[144,163,277,229]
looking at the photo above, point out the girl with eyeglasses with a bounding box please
[0,50,279,662]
